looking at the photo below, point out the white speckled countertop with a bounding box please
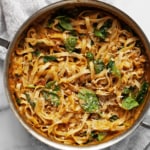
[0,0,150,150]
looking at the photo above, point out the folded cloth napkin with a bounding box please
[0,0,150,150]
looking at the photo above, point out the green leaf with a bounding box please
[16,98,21,106]
[42,90,60,107]
[65,36,77,52]
[32,50,40,57]
[45,81,56,89]
[58,16,73,31]
[112,64,121,77]
[107,60,121,77]
[24,93,36,109]
[30,102,36,108]
[45,81,60,93]
[122,87,131,95]
[107,59,114,70]
[43,55,57,63]
[136,81,149,104]
[78,88,99,113]
[90,131,106,142]
[122,86,135,99]
[49,92,60,106]
[94,19,112,40]
[86,52,94,61]
[94,60,105,74]
[109,115,119,122]
[56,24,64,32]
[122,97,139,110]
[97,133,107,141]
[42,91,49,100]
[53,85,60,91]
[94,28,107,40]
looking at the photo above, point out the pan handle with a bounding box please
[0,38,9,49]
[0,38,9,60]
[141,115,150,129]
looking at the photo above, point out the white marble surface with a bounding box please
[0,0,150,150]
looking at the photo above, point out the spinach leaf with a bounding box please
[109,115,119,122]
[45,81,56,89]
[122,86,135,99]
[94,19,112,40]
[97,133,107,141]
[16,98,21,106]
[122,96,139,110]
[94,29,107,40]
[90,132,107,142]
[136,81,149,104]
[43,55,57,63]
[42,91,60,107]
[86,52,94,61]
[32,50,40,57]
[94,60,105,74]
[65,36,77,52]
[45,81,60,92]
[122,87,131,95]
[121,82,149,110]
[25,93,36,108]
[56,24,64,32]
[78,88,99,113]
[107,60,121,77]
[57,16,73,31]
[43,81,60,107]
[107,59,114,70]
[49,92,60,106]
[42,90,50,100]
[53,85,60,91]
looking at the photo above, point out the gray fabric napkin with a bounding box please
[0,0,150,150]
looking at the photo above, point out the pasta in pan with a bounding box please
[8,7,149,146]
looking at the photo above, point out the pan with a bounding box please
[0,0,150,150]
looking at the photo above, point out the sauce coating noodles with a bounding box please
[8,8,149,145]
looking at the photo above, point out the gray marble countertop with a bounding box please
[0,0,150,150]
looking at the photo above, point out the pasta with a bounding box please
[8,7,149,146]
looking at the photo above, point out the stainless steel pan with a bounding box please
[0,0,150,150]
